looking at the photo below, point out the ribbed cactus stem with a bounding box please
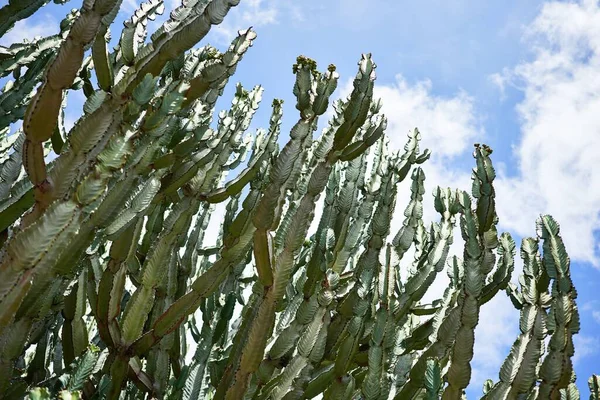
[443,145,499,399]
[482,237,540,399]
[538,215,580,399]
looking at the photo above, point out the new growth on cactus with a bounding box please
[0,0,596,399]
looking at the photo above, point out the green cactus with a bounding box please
[590,375,600,400]
[0,1,595,399]
[0,0,71,38]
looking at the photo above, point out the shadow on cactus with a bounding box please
[0,1,596,399]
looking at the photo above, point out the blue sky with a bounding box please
[2,0,599,397]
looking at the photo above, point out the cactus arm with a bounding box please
[118,0,165,67]
[360,244,398,400]
[424,358,443,400]
[338,115,386,162]
[299,122,341,296]
[380,244,403,398]
[183,314,217,399]
[202,154,267,204]
[120,199,198,345]
[538,215,580,399]
[0,17,73,79]
[482,237,549,399]
[396,146,499,399]
[312,63,339,115]
[127,356,155,394]
[61,270,89,366]
[24,318,53,385]
[590,375,600,400]
[91,0,123,92]
[252,265,335,398]
[396,127,431,179]
[478,232,516,306]
[0,0,70,38]
[302,177,338,294]
[0,51,56,132]
[0,186,34,232]
[92,32,113,92]
[104,176,161,237]
[474,145,496,235]
[181,28,257,108]
[225,55,376,400]
[212,287,265,398]
[392,172,425,263]
[264,291,333,400]
[185,292,236,398]
[22,0,122,208]
[393,186,459,324]
[95,221,143,347]
[119,0,241,94]
[0,201,82,329]
[0,317,34,392]
[130,168,272,356]
[251,58,332,287]
[145,252,180,396]
[327,151,369,275]
[328,168,398,398]
[228,158,332,399]
[0,132,25,200]
[442,145,499,399]
[50,92,68,154]
[331,54,376,152]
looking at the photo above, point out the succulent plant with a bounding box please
[0,1,596,399]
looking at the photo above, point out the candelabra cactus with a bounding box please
[0,0,596,399]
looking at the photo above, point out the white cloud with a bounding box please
[489,70,509,100]
[0,13,57,46]
[202,201,228,248]
[582,301,600,328]
[286,4,306,23]
[573,334,600,366]
[121,0,140,14]
[471,295,520,386]
[210,0,278,44]
[492,0,600,267]
[376,75,482,159]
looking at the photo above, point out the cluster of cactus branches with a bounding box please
[0,0,597,399]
